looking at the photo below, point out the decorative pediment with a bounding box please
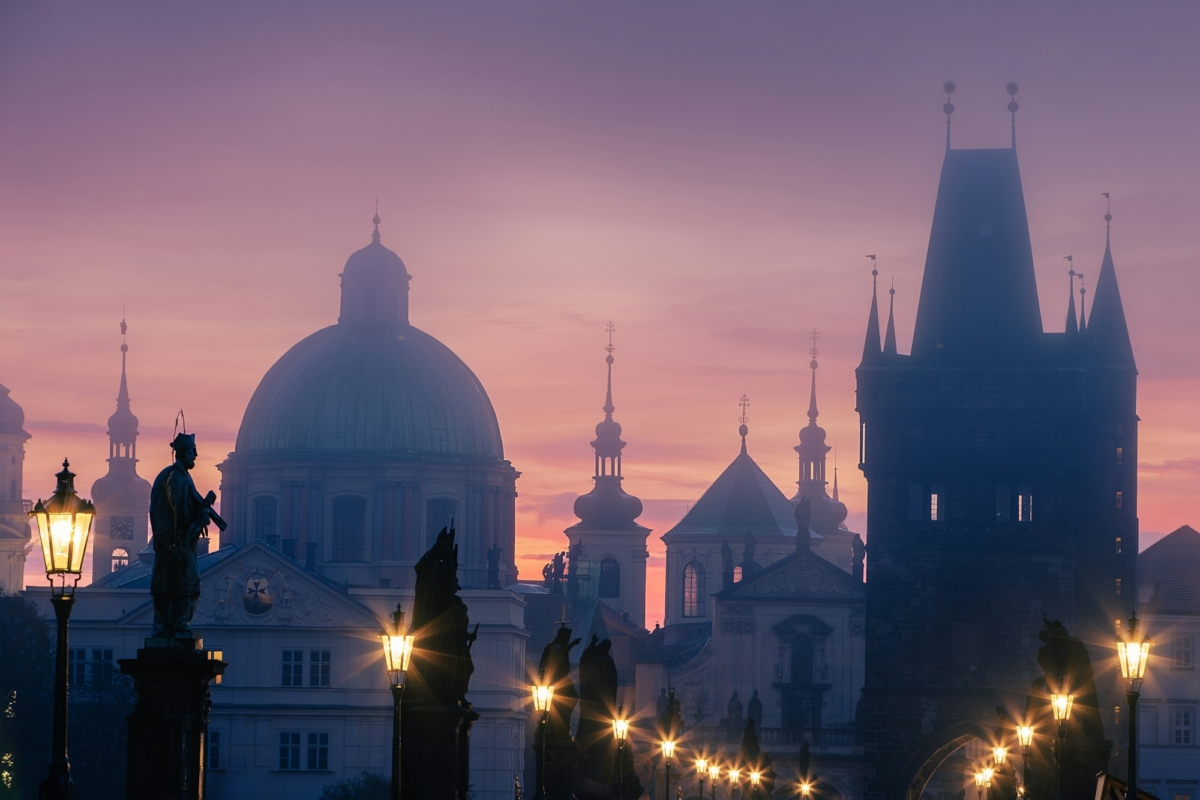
[720,552,864,601]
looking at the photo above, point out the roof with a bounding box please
[715,546,864,603]
[663,445,797,539]
[0,383,27,437]
[230,323,505,459]
[1139,525,1200,616]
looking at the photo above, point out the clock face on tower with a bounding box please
[110,516,135,540]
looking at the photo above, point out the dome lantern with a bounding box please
[338,211,411,327]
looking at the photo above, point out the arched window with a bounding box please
[331,496,367,562]
[791,634,814,685]
[253,496,278,542]
[426,498,457,546]
[111,548,130,572]
[732,565,743,583]
[598,558,621,598]
[682,561,706,618]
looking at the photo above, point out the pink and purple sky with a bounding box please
[2,2,1198,626]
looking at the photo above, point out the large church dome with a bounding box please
[233,216,504,459]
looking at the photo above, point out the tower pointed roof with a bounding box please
[1086,206,1136,367]
[1065,262,1079,335]
[792,337,848,537]
[883,280,898,355]
[910,148,1042,365]
[860,260,881,365]
[107,318,139,447]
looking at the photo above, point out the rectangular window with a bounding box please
[1171,790,1195,800]
[1116,447,1124,465]
[1172,708,1194,745]
[1115,578,1122,596]
[1116,537,1123,555]
[929,489,941,522]
[332,496,368,562]
[282,650,304,687]
[309,650,331,687]
[278,732,301,770]
[207,730,222,770]
[1114,705,1121,727]
[995,485,1011,523]
[1116,491,1123,509]
[1018,486,1033,522]
[1173,635,1194,669]
[306,732,329,771]
[68,649,89,686]
[908,484,923,522]
[253,496,278,542]
[91,649,114,687]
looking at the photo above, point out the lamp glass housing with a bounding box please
[532,683,555,714]
[381,631,415,686]
[1016,725,1034,748]
[982,768,993,787]
[992,746,1008,765]
[612,717,630,741]
[32,460,95,579]
[1050,693,1074,722]
[750,772,761,787]
[974,772,985,789]
[1117,639,1151,682]
[709,766,721,782]
[661,740,676,760]
[799,783,812,798]
[728,769,740,784]
[696,759,708,775]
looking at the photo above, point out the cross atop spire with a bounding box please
[372,198,382,244]
[943,81,956,152]
[1103,191,1113,239]
[807,330,820,424]
[605,321,616,355]
[1065,256,1079,334]
[861,255,882,364]
[603,322,616,417]
[1006,82,1019,149]
[738,395,750,454]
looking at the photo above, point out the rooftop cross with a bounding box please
[738,394,750,454]
[809,329,821,362]
[605,321,616,355]
[1007,82,1020,149]
[943,81,956,152]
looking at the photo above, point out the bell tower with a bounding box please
[564,324,651,626]
[90,319,151,581]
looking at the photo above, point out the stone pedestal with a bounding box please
[118,643,224,800]
[534,731,579,800]
[400,701,478,800]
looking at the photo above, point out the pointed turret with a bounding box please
[1065,260,1079,335]
[883,281,898,355]
[1086,207,1136,367]
[792,335,848,538]
[861,259,881,364]
[910,148,1042,364]
[107,318,140,462]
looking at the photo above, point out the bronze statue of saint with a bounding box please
[149,433,224,643]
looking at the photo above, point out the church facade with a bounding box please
[856,136,1138,797]
[0,383,31,591]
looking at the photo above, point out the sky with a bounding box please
[2,1,1199,626]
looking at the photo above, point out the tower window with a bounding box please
[598,558,620,599]
[1116,537,1123,555]
[1116,447,1124,465]
[732,565,743,583]
[995,485,1011,523]
[331,496,367,562]
[253,496,278,542]
[682,561,706,618]
[1116,491,1123,509]
[1018,486,1033,522]
[111,548,130,572]
[929,489,941,521]
[1115,578,1122,596]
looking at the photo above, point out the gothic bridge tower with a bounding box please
[856,94,1137,799]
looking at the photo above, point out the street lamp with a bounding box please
[798,782,812,800]
[991,746,1007,766]
[612,705,630,800]
[1118,612,1151,800]
[749,771,761,800]
[708,764,720,800]
[973,767,993,800]
[381,604,414,800]
[696,758,709,800]
[1050,691,1074,800]
[729,767,741,800]
[1016,724,1034,794]
[661,739,676,800]
[532,681,555,800]
[31,459,95,800]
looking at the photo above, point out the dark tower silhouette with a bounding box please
[856,100,1137,799]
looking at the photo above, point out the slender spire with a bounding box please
[943,81,956,153]
[604,321,616,417]
[883,279,898,354]
[1079,271,1087,332]
[861,256,881,363]
[107,316,140,457]
[738,395,750,455]
[372,199,381,244]
[832,455,840,502]
[1065,256,1078,334]
[807,329,820,423]
[1007,82,1019,150]
[590,322,625,465]
[118,316,130,408]
[1087,194,1136,366]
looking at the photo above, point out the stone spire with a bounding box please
[107,317,140,463]
[883,279,898,355]
[861,256,881,364]
[1086,195,1136,367]
[1065,256,1079,335]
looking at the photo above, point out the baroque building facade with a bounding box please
[0,382,30,590]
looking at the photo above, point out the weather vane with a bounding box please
[605,321,616,355]
[738,395,750,427]
[866,254,878,280]
[809,329,820,362]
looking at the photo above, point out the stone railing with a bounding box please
[685,726,858,748]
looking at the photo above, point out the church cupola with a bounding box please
[792,333,848,537]
[107,318,139,464]
[338,209,411,327]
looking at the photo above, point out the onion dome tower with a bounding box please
[218,211,518,590]
[790,331,853,571]
[90,319,151,581]
[0,381,30,590]
[564,324,650,626]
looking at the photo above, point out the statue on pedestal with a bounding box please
[148,432,225,645]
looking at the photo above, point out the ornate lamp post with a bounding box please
[532,681,555,800]
[31,460,95,800]
[1117,612,1151,800]
[381,604,415,800]
[1016,724,1034,797]
[661,739,677,800]
[708,764,720,800]
[612,705,630,800]
[696,758,709,800]
[749,771,761,800]
[973,767,993,800]
[728,767,741,800]
[1050,692,1074,800]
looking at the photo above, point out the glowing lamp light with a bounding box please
[799,783,813,798]
[728,769,740,784]
[32,460,95,582]
[1016,725,1034,748]
[209,649,224,685]
[991,746,1008,765]
[696,759,708,775]
[974,772,985,789]
[1117,613,1151,689]
[709,766,721,782]
[1050,693,1074,722]
[380,608,415,688]
[661,740,676,760]
[750,772,761,788]
[612,716,630,742]
[982,768,993,787]
[532,683,555,715]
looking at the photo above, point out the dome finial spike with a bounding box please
[738,394,750,455]
[1103,191,1113,243]
[943,81,956,152]
[372,197,382,244]
[807,329,820,424]
[1006,82,1020,149]
[1065,256,1079,334]
[603,321,616,418]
